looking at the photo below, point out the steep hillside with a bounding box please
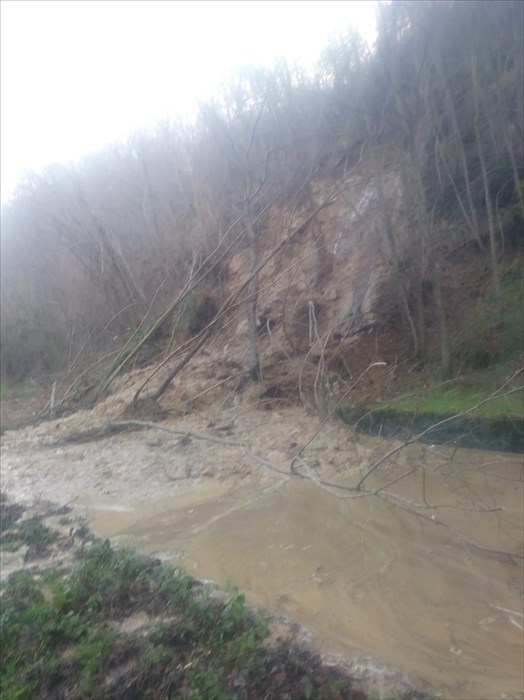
[1,0,522,419]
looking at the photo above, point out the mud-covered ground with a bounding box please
[0,353,371,509]
[0,493,425,700]
[1,358,523,700]
[1,364,425,699]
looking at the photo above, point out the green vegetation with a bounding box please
[381,386,522,419]
[362,261,524,427]
[0,379,39,400]
[378,365,523,420]
[449,267,524,376]
[1,1,522,389]
[341,352,523,452]
[0,516,58,557]
[2,536,421,700]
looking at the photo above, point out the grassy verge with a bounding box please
[376,364,523,420]
[338,364,523,452]
[0,500,427,700]
[376,258,524,422]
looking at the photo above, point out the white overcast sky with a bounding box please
[1,0,380,205]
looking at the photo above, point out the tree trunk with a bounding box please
[244,200,261,381]
[471,55,501,295]
[78,191,148,318]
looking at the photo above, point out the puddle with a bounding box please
[88,450,524,700]
[2,400,523,699]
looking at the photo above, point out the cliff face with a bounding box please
[205,168,403,408]
[219,151,521,406]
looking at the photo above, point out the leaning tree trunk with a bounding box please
[244,199,261,381]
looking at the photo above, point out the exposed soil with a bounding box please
[0,393,49,435]
[1,351,523,700]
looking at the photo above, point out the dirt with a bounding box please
[1,354,523,699]
[0,393,48,434]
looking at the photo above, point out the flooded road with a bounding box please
[87,449,523,700]
[2,402,523,699]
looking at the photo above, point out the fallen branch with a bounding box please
[489,604,524,618]
[112,420,290,477]
[111,417,522,562]
[132,190,339,406]
[355,371,523,490]
[293,361,387,470]
[376,490,523,562]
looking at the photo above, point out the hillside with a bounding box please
[1,1,523,422]
[2,4,524,698]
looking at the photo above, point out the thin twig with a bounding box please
[489,604,524,618]
[113,420,290,477]
[111,413,522,561]
[293,361,387,470]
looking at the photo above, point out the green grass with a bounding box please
[378,368,523,419]
[367,260,523,422]
[0,378,39,400]
[0,516,58,556]
[449,266,523,373]
[2,538,409,700]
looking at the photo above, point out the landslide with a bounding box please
[2,1,523,426]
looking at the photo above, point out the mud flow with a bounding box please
[2,406,523,699]
[91,452,523,699]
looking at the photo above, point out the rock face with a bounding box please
[226,168,408,366]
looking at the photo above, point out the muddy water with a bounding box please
[88,449,524,700]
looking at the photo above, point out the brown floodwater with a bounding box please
[86,446,524,700]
